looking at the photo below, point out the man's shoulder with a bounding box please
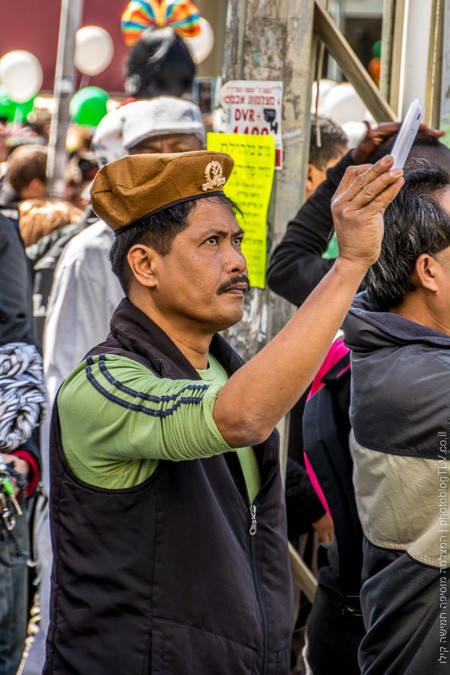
[60,353,156,396]
[381,341,450,380]
[353,339,450,397]
[351,341,450,456]
[57,352,213,419]
[59,219,113,263]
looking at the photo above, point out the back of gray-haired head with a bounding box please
[368,131,450,174]
[365,165,450,310]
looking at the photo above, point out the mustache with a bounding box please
[217,274,251,295]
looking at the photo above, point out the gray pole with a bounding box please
[46,0,83,198]
[220,0,316,465]
[221,0,315,360]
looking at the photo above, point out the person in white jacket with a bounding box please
[43,96,206,413]
[22,96,206,675]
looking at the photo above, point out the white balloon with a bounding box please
[184,18,214,65]
[311,79,337,114]
[0,50,43,103]
[321,82,368,125]
[75,26,114,77]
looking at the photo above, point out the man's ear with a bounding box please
[305,163,326,201]
[127,244,158,288]
[305,163,316,200]
[413,253,439,292]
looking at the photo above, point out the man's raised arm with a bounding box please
[214,155,404,447]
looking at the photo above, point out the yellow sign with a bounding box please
[207,132,275,289]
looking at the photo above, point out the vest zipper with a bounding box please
[248,502,268,674]
[249,504,257,535]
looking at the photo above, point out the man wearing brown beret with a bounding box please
[44,149,403,674]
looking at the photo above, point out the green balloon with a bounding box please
[70,86,109,127]
[0,86,35,123]
[0,86,16,121]
[13,98,36,123]
[372,40,382,59]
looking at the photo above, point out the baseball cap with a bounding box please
[122,97,205,150]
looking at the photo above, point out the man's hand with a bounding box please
[0,452,29,496]
[331,155,404,269]
[312,512,334,545]
[351,121,444,165]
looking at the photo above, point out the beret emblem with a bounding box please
[202,160,227,191]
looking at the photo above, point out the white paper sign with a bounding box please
[217,80,283,168]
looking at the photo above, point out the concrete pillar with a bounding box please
[220,0,316,469]
[220,0,316,362]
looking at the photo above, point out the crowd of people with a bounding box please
[0,15,448,675]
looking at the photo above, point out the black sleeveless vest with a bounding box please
[44,298,293,674]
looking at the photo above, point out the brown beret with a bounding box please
[90,150,234,235]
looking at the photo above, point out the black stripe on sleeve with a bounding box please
[85,355,208,418]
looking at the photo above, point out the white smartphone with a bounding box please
[390,99,425,169]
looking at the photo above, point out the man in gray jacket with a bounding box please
[344,165,450,674]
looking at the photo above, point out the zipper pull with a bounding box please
[249,504,257,536]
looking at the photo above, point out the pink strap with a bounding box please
[304,336,351,517]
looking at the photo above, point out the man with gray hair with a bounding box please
[344,165,450,674]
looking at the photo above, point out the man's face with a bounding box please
[128,132,202,155]
[147,198,249,335]
[409,186,450,335]
[305,146,348,200]
[432,186,450,301]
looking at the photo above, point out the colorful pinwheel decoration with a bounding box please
[121,0,201,46]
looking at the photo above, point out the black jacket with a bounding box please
[0,179,19,228]
[266,152,353,307]
[0,214,34,346]
[45,298,294,675]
